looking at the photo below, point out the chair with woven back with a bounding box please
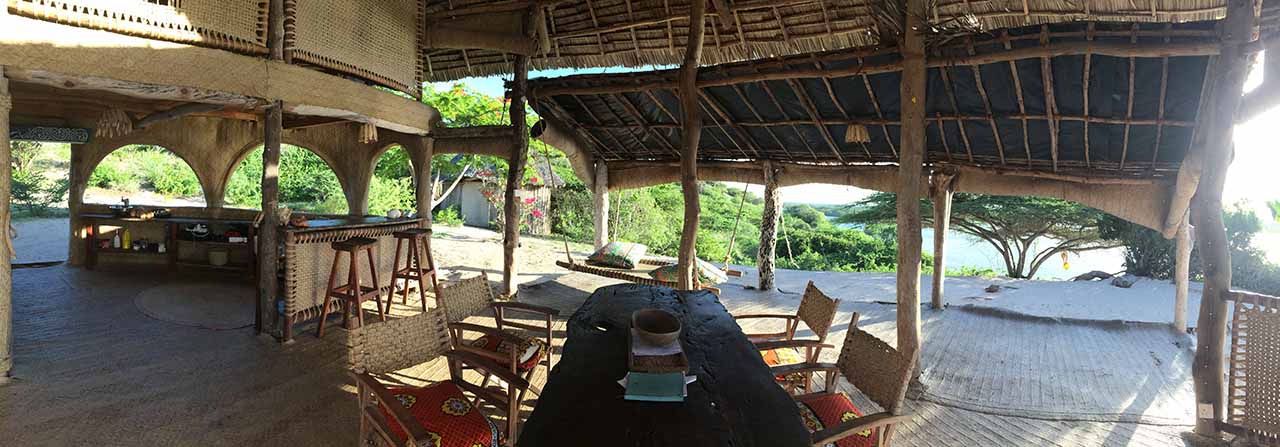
[734,280,841,392]
[1223,290,1280,446]
[437,275,559,408]
[346,308,533,447]
[771,313,916,447]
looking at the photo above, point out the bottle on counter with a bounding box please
[122,228,132,250]
[112,232,121,249]
[158,242,166,254]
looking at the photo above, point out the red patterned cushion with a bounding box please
[795,392,877,447]
[379,382,501,447]
[471,334,547,372]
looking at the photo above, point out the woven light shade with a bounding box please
[845,124,871,143]
[96,109,134,139]
[359,123,379,144]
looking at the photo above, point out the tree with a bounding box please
[1098,215,1176,279]
[839,192,1119,279]
[1269,200,1279,223]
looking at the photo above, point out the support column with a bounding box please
[930,171,956,310]
[1174,214,1192,333]
[0,67,14,379]
[257,0,284,336]
[67,144,86,266]
[897,0,927,369]
[1190,0,1256,436]
[758,162,781,291]
[502,52,530,297]
[676,0,707,290]
[415,137,434,228]
[592,163,609,249]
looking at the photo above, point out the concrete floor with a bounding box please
[0,229,1223,446]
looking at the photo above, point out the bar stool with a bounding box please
[388,228,441,313]
[317,236,384,338]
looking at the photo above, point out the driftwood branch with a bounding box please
[133,103,225,130]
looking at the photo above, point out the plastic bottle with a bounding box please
[122,228,132,250]
[112,233,121,249]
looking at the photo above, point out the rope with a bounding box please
[780,210,797,268]
[722,183,749,270]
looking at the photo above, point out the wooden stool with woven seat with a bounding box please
[387,228,440,313]
[317,236,384,338]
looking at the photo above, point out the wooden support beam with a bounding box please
[677,0,707,290]
[1237,37,1280,123]
[503,51,532,297]
[758,162,782,291]
[529,39,1226,98]
[593,163,610,250]
[133,103,225,130]
[415,137,434,226]
[258,0,285,338]
[898,0,927,371]
[1191,0,1257,436]
[1174,214,1192,333]
[930,170,957,310]
[0,67,14,379]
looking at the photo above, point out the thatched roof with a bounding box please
[422,0,1248,82]
[528,21,1221,180]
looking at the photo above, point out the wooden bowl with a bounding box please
[632,309,681,345]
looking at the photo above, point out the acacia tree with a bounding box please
[839,192,1120,279]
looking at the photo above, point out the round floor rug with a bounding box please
[135,282,255,330]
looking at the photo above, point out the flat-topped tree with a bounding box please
[841,192,1120,279]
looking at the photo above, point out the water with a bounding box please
[920,228,1126,280]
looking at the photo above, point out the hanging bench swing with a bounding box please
[556,184,749,294]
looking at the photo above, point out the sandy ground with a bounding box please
[12,217,69,264]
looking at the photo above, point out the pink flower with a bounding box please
[529,175,540,184]
[524,197,536,205]
[531,209,544,218]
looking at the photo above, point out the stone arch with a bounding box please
[222,141,351,214]
[83,143,211,206]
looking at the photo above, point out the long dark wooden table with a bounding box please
[516,284,810,446]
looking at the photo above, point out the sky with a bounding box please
[436,57,1280,211]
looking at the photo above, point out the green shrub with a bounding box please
[12,168,68,217]
[368,176,416,216]
[88,159,138,191]
[1099,215,1176,279]
[434,206,463,227]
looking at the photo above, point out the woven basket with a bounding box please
[7,0,268,54]
[284,0,424,97]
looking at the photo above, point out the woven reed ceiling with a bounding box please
[529,21,1221,180]
[422,0,1252,82]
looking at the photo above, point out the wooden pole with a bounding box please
[257,0,285,337]
[592,163,610,249]
[758,162,781,291]
[416,137,434,227]
[1174,213,1191,333]
[930,171,956,310]
[676,0,707,290]
[1191,0,1257,436]
[502,52,531,297]
[0,67,13,379]
[897,0,927,368]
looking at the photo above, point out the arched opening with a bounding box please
[86,144,205,207]
[367,144,416,216]
[224,144,349,214]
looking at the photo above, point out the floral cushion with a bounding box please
[649,259,729,285]
[760,346,808,387]
[796,392,877,447]
[379,382,501,447]
[471,333,548,372]
[587,241,648,269]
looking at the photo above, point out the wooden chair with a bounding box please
[734,280,840,391]
[438,275,559,409]
[771,314,916,447]
[1223,290,1280,446]
[347,308,534,446]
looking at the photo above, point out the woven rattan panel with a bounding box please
[347,308,450,375]
[6,0,267,54]
[282,221,423,321]
[1228,301,1280,438]
[284,0,423,97]
[439,275,494,323]
[841,326,911,411]
[797,282,840,341]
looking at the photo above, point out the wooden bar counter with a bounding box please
[278,216,425,342]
